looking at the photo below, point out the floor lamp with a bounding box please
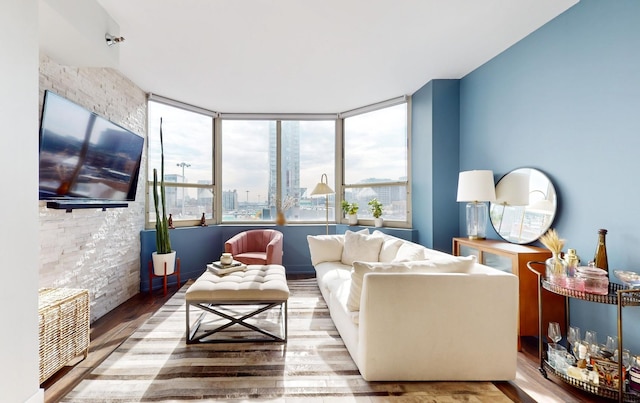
[311,173,334,235]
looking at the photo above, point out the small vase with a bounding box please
[546,252,568,285]
[348,214,358,225]
[374,217,383,227]
[276,211,286,225]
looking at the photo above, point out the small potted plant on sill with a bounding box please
[151,118,176,276]
[368,198,384,227]
[341,200,359,225]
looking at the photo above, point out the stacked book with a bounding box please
[206,260,247,276]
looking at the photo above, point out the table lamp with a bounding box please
[456,170,496,239]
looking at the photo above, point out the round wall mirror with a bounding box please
[489,168,557,244]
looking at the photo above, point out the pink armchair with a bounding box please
[224,229,284,265]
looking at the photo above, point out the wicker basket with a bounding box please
[38,288,90,384]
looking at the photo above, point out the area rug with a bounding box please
[62,279,512,402]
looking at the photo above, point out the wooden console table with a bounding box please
[453,237,566,350]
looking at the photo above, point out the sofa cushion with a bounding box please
[391,242,428,262]
[307,235,344,266]
[341,230,384,266]
[307,229,371,266]
[372,230,405,262]
[346,256,477,311]
[314,261,352,302]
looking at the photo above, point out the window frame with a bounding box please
[145,96,412,228]
[145,94,217,228]
[216,114,337,224]
[339,96,412,228]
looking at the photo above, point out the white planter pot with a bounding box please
[348,214,358,225]
[374,217,383,227]
[152,251,176,276]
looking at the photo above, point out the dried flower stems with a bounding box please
[540,229,566,276]
[540,229,565,255]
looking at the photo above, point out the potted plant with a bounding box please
[341,200,359,225]
[151,118,176,275]
[368,198,384,227]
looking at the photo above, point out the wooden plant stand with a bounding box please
[148,257,181,296]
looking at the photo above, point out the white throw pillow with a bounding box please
[340,230,384,266]
[307,235,344,266]
[372,230,405,262]
[346,256,477,312]
[307,229,369,266]
[392,242,427,262]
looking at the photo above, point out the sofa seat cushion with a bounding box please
[347,256,477,312]
[341,230,384,265]
[314,261,352,302]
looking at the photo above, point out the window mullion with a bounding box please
[275,120,282,217]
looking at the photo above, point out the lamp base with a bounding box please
[468,235,486,240]
[465,201,488,240]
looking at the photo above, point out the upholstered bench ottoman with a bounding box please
[185,264,289,343]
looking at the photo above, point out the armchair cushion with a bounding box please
[224,229,284,265]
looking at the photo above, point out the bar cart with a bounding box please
[528,261,640,402]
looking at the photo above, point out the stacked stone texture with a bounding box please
[38,55,147,322]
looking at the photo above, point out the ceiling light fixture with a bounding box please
[105,33,125,47]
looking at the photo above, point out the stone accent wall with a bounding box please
[38,54,147,322]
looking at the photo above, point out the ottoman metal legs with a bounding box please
[186,299,287,343]
[185,264,290,344]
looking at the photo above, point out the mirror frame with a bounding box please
[489,168,557,245]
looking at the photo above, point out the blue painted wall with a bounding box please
[141,224,417,292]
[411,80,460,251]
[459,0,640,352]
[140,224,329,291]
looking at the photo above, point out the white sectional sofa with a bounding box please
[306,229,519,381]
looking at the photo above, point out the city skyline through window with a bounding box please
[146,97,409,226]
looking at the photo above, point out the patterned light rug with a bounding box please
[62,279,512,402]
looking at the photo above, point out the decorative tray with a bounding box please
[541,280,640,306]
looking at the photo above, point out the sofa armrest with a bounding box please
[357,271,518,381]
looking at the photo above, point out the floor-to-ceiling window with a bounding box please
[220,118,335,223]
[147,97,215,226]
[146,96,410,228]
[342,97,410,227]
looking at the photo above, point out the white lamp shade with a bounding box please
[495,171,530,206]
[310,173,334,196]
[528,199,555,214]
[456,170,496,202]
[311,182,334,196]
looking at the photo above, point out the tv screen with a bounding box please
[39,91,144,202]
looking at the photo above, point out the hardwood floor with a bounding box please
[43,282,611,403]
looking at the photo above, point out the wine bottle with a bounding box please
[593,229,608,274]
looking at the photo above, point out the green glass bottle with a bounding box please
[593,229,608,274]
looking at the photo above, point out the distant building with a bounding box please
[268,121,300,210]
[222,189,238,211]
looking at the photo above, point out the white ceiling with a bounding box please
[80,0,578,114]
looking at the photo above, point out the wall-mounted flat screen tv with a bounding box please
[39,90,144,202]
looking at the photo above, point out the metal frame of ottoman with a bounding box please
[185,265,289,344]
